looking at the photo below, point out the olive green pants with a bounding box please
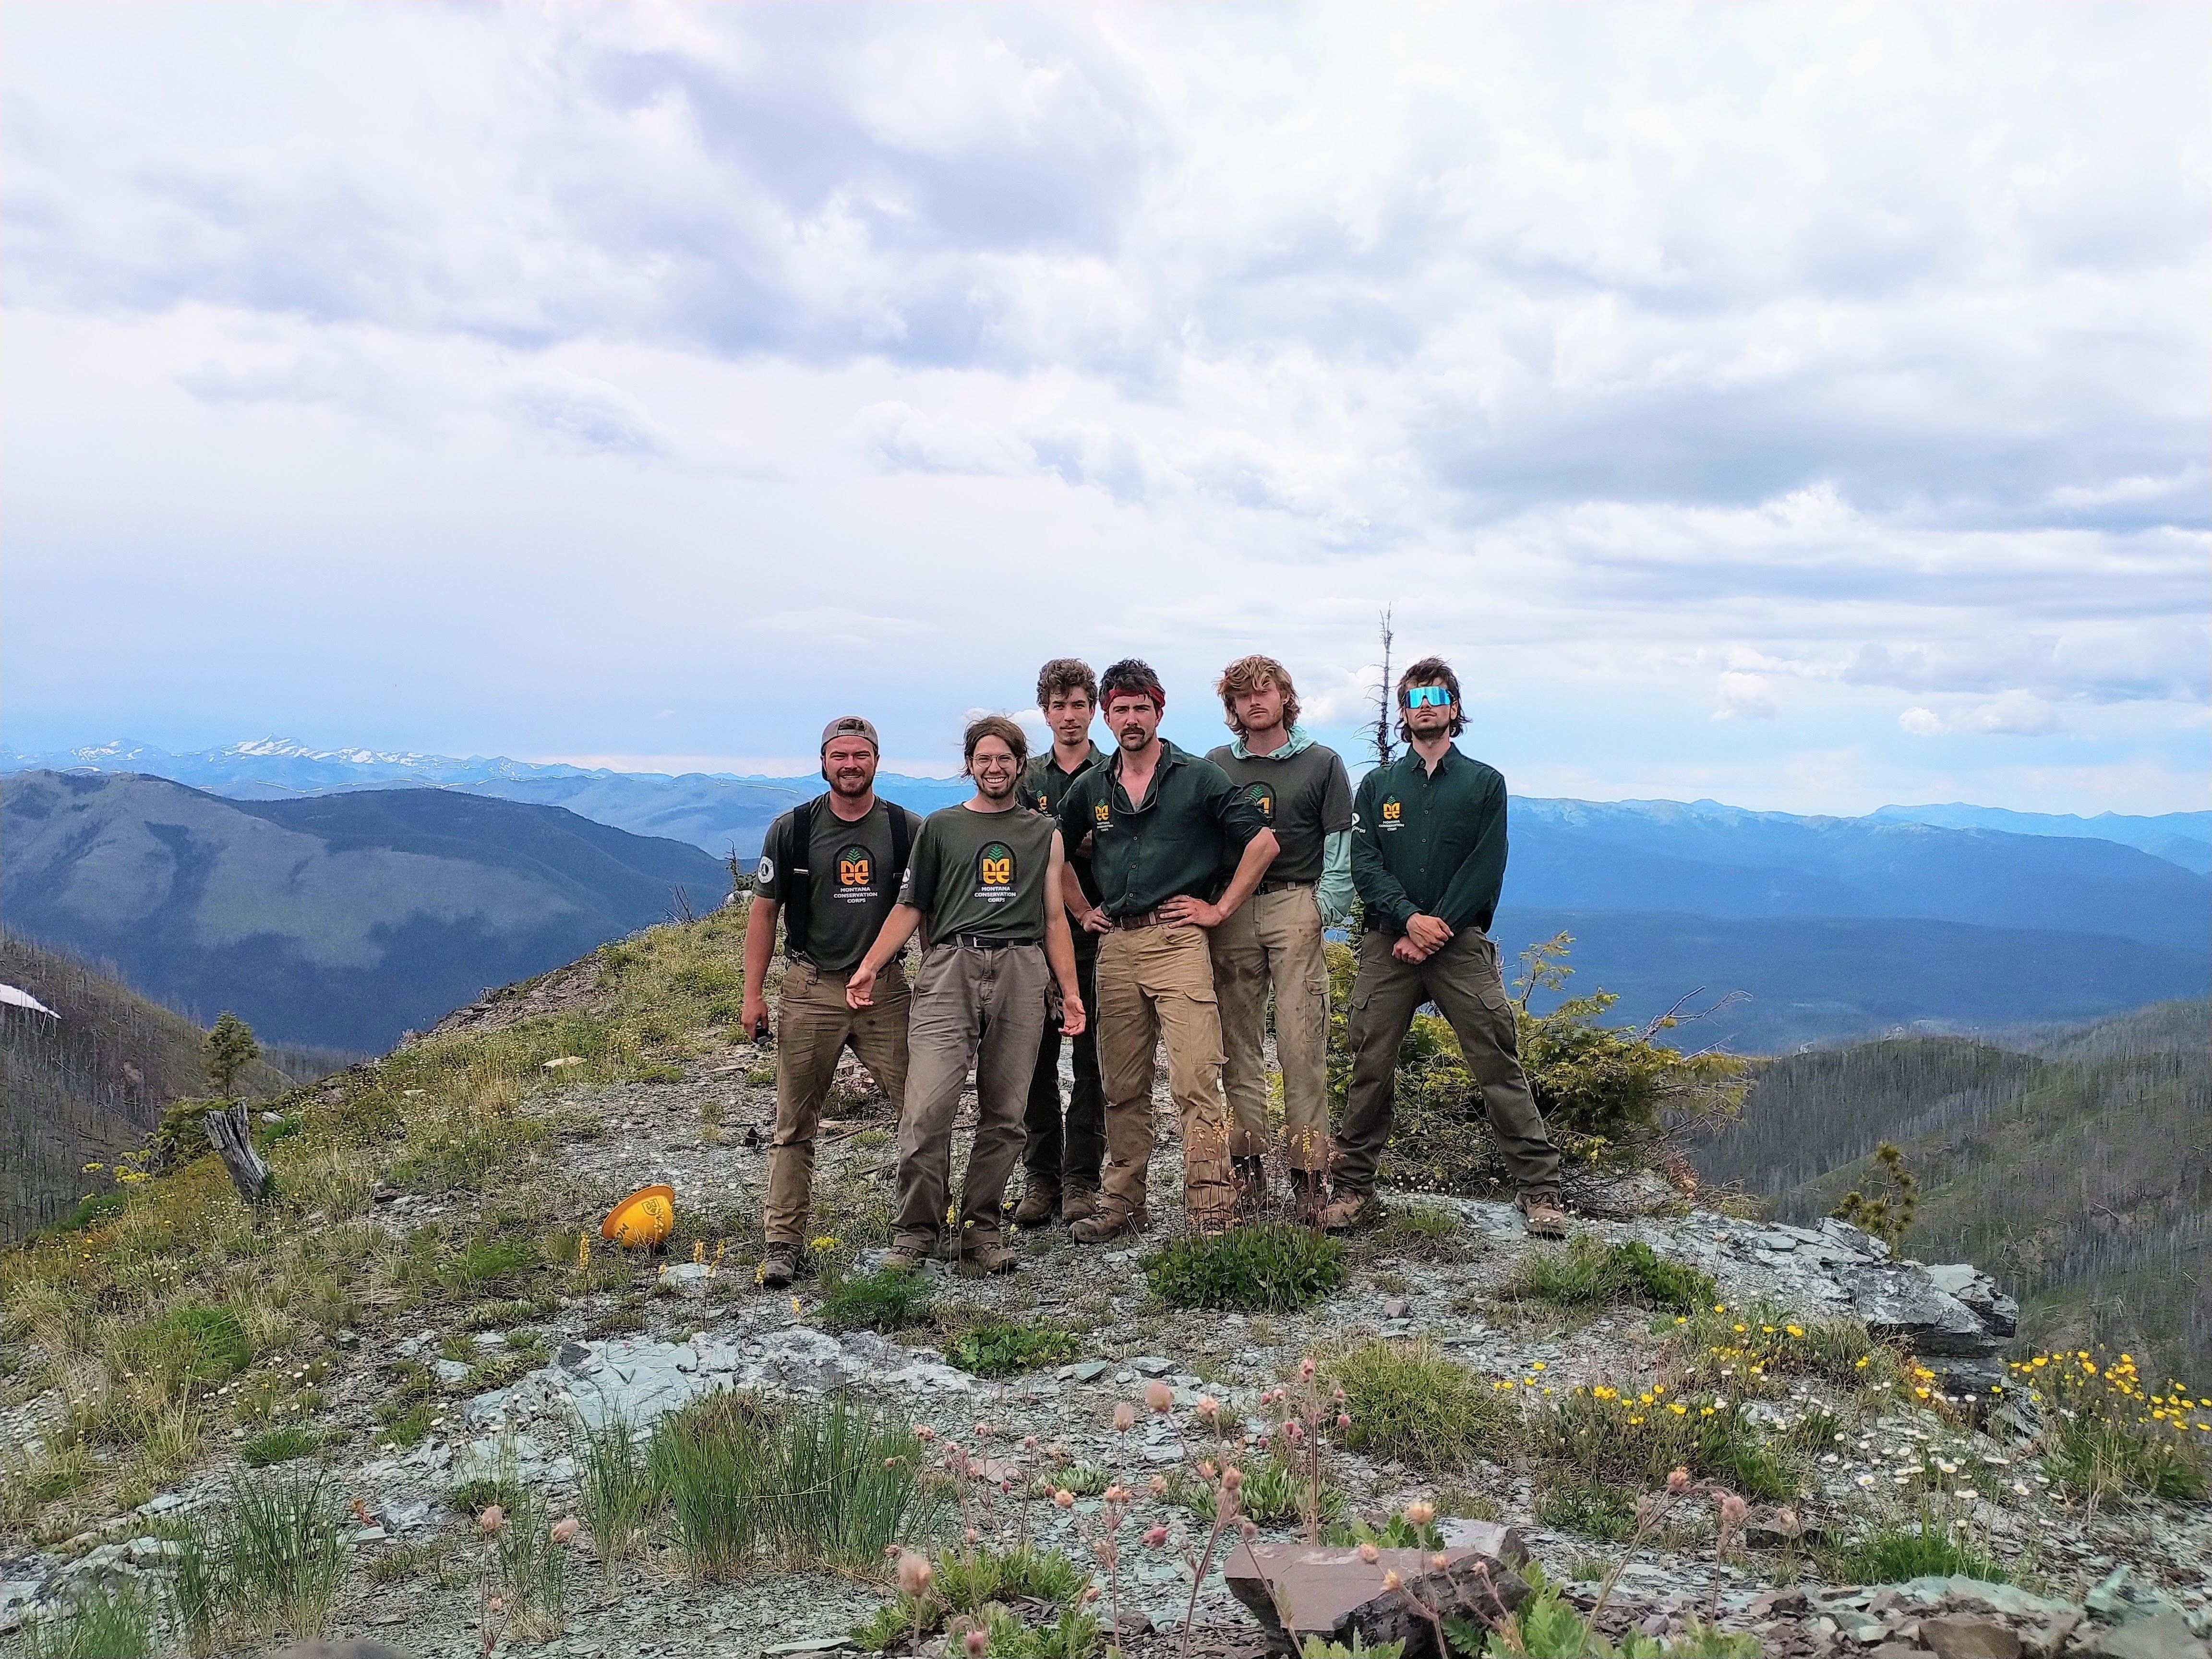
[1208,885,1332,1171]
[1334,928,1560,1196]
[764,959,910,1246]
[893,943,1051,1257]
[1094,923,1236,1231]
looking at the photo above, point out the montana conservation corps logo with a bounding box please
[974,842,1017,903]
[1094,800,1111,822]
[1249,784,1275,821]
[1380,797,1403,829]
[834,844,875,898]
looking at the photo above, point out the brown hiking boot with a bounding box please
[1290,1170,1328,1226]
[1059,1187,1102,1226]
[881,1241,931,1272]
[1518,1189,1570,1238]
[958,1238,1020,1276]
[1070,1207,1145,1245]
[758,1240,801,1288]
[1231,1155,1267,1216]
[1011,1183,1060,1228]
[1316,1189,1376,1233]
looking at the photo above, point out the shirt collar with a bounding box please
[1108,737,1182,801]
[1047,740,1107,778]
[1398,741,1459,776]
[1229,722,1315,761]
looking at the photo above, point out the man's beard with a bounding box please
[1116,723,1151,750]
[829,768,873,797]
[975,772,1018,803]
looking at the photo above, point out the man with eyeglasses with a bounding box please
[1327,657,1569,1238]
[846,716,1087,1274]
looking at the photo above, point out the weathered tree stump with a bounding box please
[204,1100,273,1205]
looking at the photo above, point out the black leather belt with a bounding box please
[947,935,1041,950]
[1257,878,1314,896]
[1108,908,1172,930]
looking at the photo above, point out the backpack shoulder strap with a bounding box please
[779,796,825,961]
[887,804,914,883]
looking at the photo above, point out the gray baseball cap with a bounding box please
[819,715,880,752]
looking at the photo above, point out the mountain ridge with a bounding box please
[0,771,732,1051]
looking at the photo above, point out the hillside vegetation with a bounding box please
[0,934,296,1240]
[0,771,732,1051]
[1694,1000,2212,1385]
[3,910,2204,1657]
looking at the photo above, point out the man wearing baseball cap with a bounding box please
[742,716,925,1288]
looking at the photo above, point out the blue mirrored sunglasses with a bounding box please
[1403,685,1453,709]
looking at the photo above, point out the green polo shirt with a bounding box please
[1058,740,1267,918]
[1350,745,1510,937]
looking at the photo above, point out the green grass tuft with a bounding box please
[820,1265,936,1333]
[650,1392,944,1580]
[115,1301,254,1398]
[240,1426,321,1467]
[1330,1338,1513,1472]
[1828,1522,2008,1586]
[1143,1222,1347,1312]
[1509,1233,1715,1314]
[22,1584,156,1659]
[576,1407,663,1582]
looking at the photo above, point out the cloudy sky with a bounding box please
[4,3,2205,812]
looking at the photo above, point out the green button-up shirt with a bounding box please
[1024,740,1108,916]
[1351,744,1511,937]
[1058,740,1267,917]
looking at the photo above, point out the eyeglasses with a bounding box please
[1403,685,1453,709]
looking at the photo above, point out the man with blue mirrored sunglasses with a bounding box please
[1330,657,1568,1237]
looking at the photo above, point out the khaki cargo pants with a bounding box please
[1334,928,1561,1196]
[1209,884,1332,1172]
[764,958,910,1246]
[893,942,1052,1258]
[1094,923,1236,1230]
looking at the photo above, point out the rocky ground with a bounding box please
[4,1021,2208,1659]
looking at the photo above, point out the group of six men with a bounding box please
[738,655,1568,1288]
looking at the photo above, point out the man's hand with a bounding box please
[1078,905,1114,935]
[741,993,770,1036]
[844,964,878,1010]
[1158,894,1224,929]
[1058,987,1088,1037]
[1392,936,1431,964]
[1405,912,1454,953]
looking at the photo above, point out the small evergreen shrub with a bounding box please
[1143,1222,1347,1312]
[1330,1339,1512,1472]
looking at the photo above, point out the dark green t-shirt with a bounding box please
[755,797,923,972]
[899,804,1058,944]
[1205,739,1354,885]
